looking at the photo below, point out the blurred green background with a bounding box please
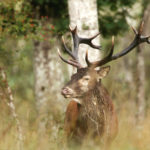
[0,0,150,150]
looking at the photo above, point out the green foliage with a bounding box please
[97,0,136,8]
[99,14,128,37]
[0,1,57,39]
[0,1,39,37]
[97,0,137,37]
[30,0,69,34]
[30,0,67,17]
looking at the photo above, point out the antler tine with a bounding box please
[147,36,150,44]
[57,48,81,68]
[92,36,115,67]
[80,32,101,49]
[90,22,150,67]
[59,26,101,68]
[85,50,91,67]
[69,26,80,60]
[138,21,144,35]
[62,36,76,60]
[131,21,144,36]
[69,59,79,63]
[69,25,77,33]
[131,25,138,35]
[70,26,101,56]
[108,36,115,57]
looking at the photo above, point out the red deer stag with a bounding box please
[58,22,150,148]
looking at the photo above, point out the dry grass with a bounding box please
[0,97,150,150]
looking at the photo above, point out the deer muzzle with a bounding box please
[61,87,74,98]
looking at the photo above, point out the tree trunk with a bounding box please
[136,45,145,123]
[136,3,150,124]
[68,0,101,66]
[34,40,51,134]
[34,36,64,135]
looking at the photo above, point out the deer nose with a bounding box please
[61,87,73,96]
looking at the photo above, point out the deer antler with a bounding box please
[58,49,82,68]
[58,26,101,68]
[85,21,150,68]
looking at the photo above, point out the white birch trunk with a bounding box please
[136,3,150,124]
[34,39,64,135]
[68,0,101,67]
[136,45,145,124]
[34,41,51,134]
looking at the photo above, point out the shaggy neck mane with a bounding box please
[79,82,112,135]
[83,81,110,107]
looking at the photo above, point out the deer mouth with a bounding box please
[61,87,74,98]
[63,94,73,98]
[62,93,82,104]
[61,87,84,99]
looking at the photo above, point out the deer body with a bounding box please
[63,68,118,145]
[64,89,118,144]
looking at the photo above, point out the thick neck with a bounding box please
[88,81,101,95]
[83,81,111,107]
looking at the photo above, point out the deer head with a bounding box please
[58,22,150,102]
[61,66,110,99]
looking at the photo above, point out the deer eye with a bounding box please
[83,76,90,81]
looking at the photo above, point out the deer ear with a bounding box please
[97,66,110,79]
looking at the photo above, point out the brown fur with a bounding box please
[62,67,118,147]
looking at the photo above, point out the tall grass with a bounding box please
[0,83,150,150]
